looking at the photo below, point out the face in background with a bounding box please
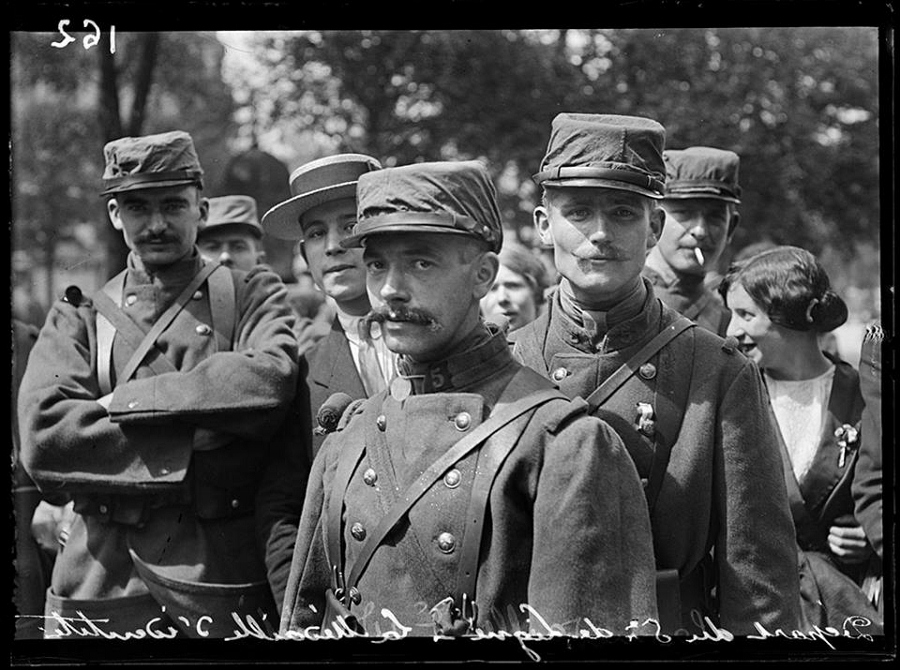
[658,198,736,276]
[364,232,497,362]
[725,283,790,368]
[197,225,263,272]
[481,264,538,331]
[535,186,663,307]
[108,185,208,268]
[299,197,368,310]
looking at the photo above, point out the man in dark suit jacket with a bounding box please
[262,153,398,459]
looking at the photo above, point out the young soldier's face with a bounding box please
[481,264,538,332]
[535,186,662,306]
[197,226,263,272]
[658,198,735,276]
[108,185,208,268]
[363,232,497,362]
[299,197,367,306]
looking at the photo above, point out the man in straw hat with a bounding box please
[262,154,397,458]
[510,113,800,635]
[280,159,657,638]
[17,130,300,638]
[642,146,743,336]
[197,194,266,272]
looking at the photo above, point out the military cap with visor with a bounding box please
[342,160,503,253]
[101,130,204,196]
[261,153,382,240]
[202,195,263,239]
[533,113,667,199]
[663,146,742,204]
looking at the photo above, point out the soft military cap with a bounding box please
[261,153,382,240]
[664,146,742,204]
[101,130,204,196]
[533,113,666,199]
[343,160,503,253]
[201,195,263,239]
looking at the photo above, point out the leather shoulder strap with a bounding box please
[584,315,696,411]
[207,264,236,352]
[340,373,565,600]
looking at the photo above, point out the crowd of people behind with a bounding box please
[12,112,885,647]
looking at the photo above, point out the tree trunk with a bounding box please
[126,33,160,136]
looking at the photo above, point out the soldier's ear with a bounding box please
[534,206,553,247]
[726,210,741,241]
[472,251,499,300]
[647,205,665,249]
[198,196,210,224]
[107,198,124,231]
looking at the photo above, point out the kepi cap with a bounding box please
[201,195,263,239]
[533,113,666,199]
[343,160,503,253]
[101,130,204,196]
[261,153,382,240]
[664,146,741,204]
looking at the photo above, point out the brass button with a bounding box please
[231,499,240,509]
[98,504,109,514]
[192,290,203,300]
[437,532,456,553]
[196,324,212,336]
[349,587,362,605]
[363,468,378,486]
[350,522,366,541]
[376,414,387,431]
[551,367,568,382]
[443,469,461,488]
[454,412,471,431]
[125,294,137,306]
[639,363,657,380]
[160,467,169,475]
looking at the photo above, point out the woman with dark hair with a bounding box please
[720,245,882,633]
[481,241,549,332]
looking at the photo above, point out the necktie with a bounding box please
[357,319,387,396]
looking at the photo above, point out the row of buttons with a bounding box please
[124,290,206,306]
[375,411,473,432]
[362,467,461,489]
[349,522,457,554]
[551,362,658,382]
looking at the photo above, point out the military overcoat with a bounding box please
[642,266,731,337]
[17,250,299,636]
[281,325,658,637]
[511,280,801,635]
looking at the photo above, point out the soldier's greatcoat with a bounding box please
[511,280,801,635]
[642,266,731,337]
[18,250,299,637]
[281,324,658,637]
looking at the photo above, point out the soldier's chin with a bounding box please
[383,330,443,360]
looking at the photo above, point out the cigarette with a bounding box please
[693,248,705,266]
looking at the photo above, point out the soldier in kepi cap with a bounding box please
[197,194,266,272]
[642,146,742,336]
[17,130,301,637]
[280,160,658,637]
[510,114,801,635]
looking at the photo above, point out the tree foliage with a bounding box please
[237,28,880,262]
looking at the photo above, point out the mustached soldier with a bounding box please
[511,114,800,635]
[17,130,300,638]
[280,160,657,637]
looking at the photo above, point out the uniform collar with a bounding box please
[552,277,661,352]
[127,248,204,286]
[644,246,705,295]
[397,321,515,394]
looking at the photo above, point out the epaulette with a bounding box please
[62,285,85,307]
[336,398,368,432]
[721,335,739,354]
[545,395,588,435]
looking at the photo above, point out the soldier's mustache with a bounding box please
[369,307,442,331]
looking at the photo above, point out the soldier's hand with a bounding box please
[31,500,75,556]
[827,523,872,564]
